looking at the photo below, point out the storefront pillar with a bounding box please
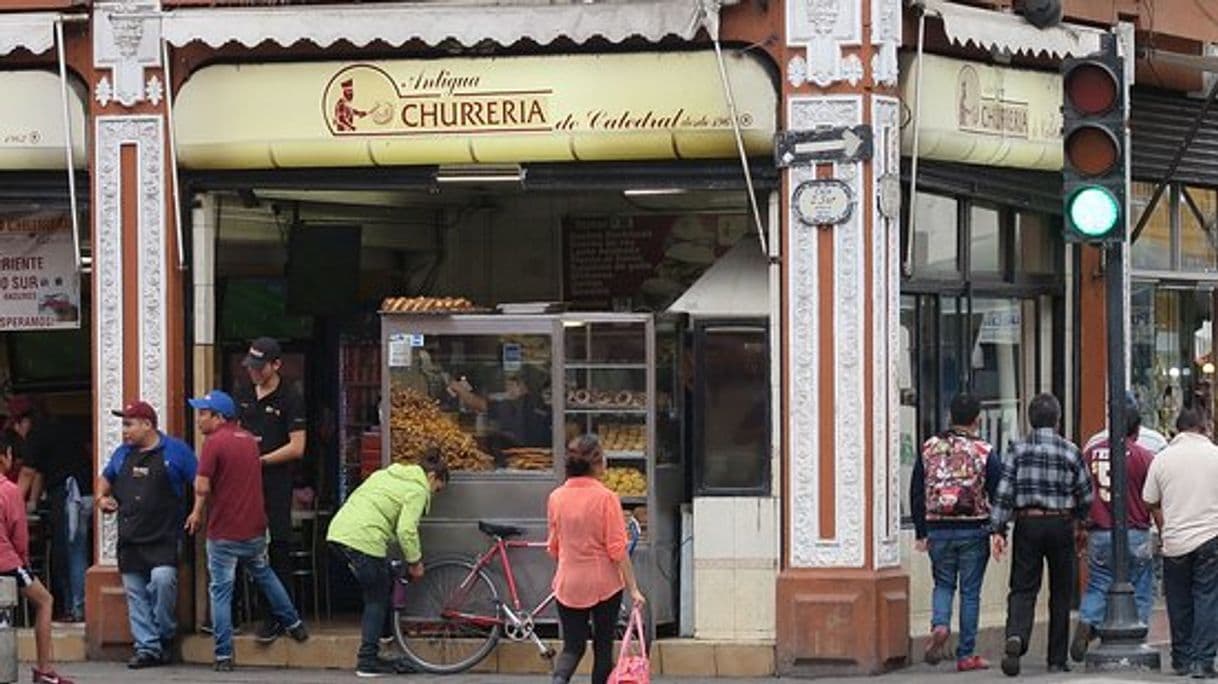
[774,0,908,675]
[84,0,186,659]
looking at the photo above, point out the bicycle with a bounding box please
[392,518,644,674]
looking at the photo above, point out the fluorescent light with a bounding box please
[435,175,522,184]
[622,188,687,197]
[435,164,523,184]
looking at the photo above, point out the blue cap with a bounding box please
[188,390,237,419]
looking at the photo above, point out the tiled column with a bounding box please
[774,0,908,675]
[85,0,186,658]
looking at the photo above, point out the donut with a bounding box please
[567,390,578,404]
[574,389,591,406]
[615,391,632,407]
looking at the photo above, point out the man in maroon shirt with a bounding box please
[184,390,308,671]
[1071,396,1157,663]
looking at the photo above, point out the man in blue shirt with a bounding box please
[96,401,196,669]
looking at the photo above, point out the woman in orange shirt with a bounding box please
[548,434,646,684]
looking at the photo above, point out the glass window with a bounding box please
[1131,181,1172,271]
[970,298,1024,453]
[1015,211,1058,275]
[913,193,959,275]
[899,296,917,519]
[969,205,1002,273]
[1181,187,1218,273]
[694,325,769,495]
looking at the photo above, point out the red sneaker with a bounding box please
[924,625,950,665]
[32,668,75,684]
[957,655,991,672]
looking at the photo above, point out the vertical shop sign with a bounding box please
[0,212,80,330]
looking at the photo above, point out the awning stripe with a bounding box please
[0,12,57,56]
[162,0,705,49]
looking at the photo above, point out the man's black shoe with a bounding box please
[254,619,284,644]
[1190,664,1218,679]
[127,652,162,670]
[1069,621,1093,663]
[286,620,309,643]
[214,658,234,672]
[1175,663,1193,676]
[1048,663,1071,673]
[1001,636,1021,677]
[356,658,399,678]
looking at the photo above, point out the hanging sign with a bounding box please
[775,125,873,167]
[0,212,79,330]
[793,180,854,226]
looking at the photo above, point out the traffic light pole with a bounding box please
[1085,241,1160,672]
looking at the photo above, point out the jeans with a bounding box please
[553,592,622,684]
[207,536,301,660]
[331,543,391,664]
[1079,529,1155,627]
[50,484,91,620]
[1163,535,1218,672]
[1005,516,1075,667]
[121,566,178,657]
[927,528,990,658]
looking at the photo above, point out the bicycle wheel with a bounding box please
[394,559,502,674]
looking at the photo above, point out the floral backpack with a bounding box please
[921,431,991,520]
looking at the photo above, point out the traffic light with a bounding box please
[1061,39,1126,243]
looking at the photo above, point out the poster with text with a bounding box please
[0,211,80,330]
[562,214,748,311]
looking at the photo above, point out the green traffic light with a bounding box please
[1068,186,1121,238]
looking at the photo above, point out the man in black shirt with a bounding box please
[234,338,306,643]
[12,396,92,623]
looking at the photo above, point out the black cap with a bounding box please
[242,337,282,369]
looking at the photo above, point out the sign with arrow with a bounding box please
[775,125,873,167]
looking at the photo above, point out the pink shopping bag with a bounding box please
[609,604,649,684]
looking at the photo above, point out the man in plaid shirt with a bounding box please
[989,393,1093,677]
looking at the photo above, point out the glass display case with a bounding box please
[379,312,679,625]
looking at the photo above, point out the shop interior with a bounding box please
[201,176,772,632]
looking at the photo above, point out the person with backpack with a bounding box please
[910,394,1002,672]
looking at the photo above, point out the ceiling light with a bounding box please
[623,188,687,197]
[435,164,524,184]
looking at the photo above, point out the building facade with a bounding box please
[0,0,1212,676]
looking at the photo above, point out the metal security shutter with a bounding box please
[1132,88,1218,188]
[902,158,1062,215]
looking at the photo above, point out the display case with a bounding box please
[379,312,680,626]
[338,339,381,502]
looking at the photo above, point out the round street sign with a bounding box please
[793,179,855,227]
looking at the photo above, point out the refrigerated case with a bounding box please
[379,312,680,625]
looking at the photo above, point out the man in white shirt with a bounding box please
[1143,408,1218,678]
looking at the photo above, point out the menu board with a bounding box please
[0,211,80,330]
[562,214,748,311]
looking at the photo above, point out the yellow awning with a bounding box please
[0,70,86,170]
[174,51,777,170]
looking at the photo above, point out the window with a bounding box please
[1131,182,1218,275]
[969,205,1002,274]
[913,193,959,275]
[1132,181,1171,271]
[1181,187,1218,273]
[693,321,769,495]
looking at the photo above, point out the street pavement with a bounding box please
[39,660,1189,683]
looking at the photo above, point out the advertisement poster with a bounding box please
[562,214,748,311]
[0,211,79,330]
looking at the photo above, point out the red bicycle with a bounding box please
[393,518,643,674]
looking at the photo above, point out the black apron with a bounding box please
[113,446,180,574]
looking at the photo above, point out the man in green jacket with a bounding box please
[327,451,448,678]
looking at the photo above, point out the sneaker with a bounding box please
[31,669,74,684]
[127,651,162,669]
[214,658,234,672]
[1070,621,1094,663]
[924,625,950,665]
[286,620,309,643]
[1190,664,1218,679]
[957,655,990,672]
[1001,636,1022,677]
[255,619,285,644]
[356,657,399,678]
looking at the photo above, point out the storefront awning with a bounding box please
[162,0,710,49]
[920,0,1104,59]
[0,12,57,56]
[0,70,86,170]
[173,51,776,170]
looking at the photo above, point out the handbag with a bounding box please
[608,603,650,684]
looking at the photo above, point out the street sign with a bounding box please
[776,125,873,167]
[793,179,854,226]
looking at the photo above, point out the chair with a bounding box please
[289,502,331,623]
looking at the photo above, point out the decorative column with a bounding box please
[774,0,908,675]
[85,0,185,658]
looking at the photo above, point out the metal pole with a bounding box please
[1086,240,1159,671]
[54,17,81,273]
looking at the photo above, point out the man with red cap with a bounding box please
[96,401,196,669]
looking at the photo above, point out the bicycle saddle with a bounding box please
[478,521,525,539]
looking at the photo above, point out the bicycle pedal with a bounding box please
[541,648,556,660]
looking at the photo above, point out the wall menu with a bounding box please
[563,214,748,311]
[0,212,79,330]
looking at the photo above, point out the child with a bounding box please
[0,433,74,683]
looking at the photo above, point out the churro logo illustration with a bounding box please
[323,64,552,136]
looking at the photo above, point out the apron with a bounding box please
[113,446,180,574]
